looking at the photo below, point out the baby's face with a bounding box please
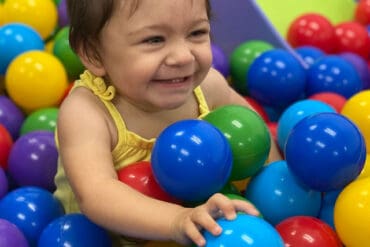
[95,0,212,111]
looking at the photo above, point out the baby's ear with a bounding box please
[77,45,106,77]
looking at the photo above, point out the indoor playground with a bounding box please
[1,0,370,246]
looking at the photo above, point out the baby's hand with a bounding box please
[171,193,259,246]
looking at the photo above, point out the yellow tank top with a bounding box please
[54,70,211,214]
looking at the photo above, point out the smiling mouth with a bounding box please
[153,76,190,83]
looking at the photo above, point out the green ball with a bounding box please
[20,107,59,135]
[230,40,274,95]
[53,26,85,80]
[203,105,271,181]
[219,182,241,195]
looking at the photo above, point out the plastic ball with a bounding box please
[0,219,29,247]
[244,96,270,123]
[230,40,274,95]
[358,154,370,180]
[57,0,69,28]
[318,190,341,230]
[117,161,180,203]
[334,178,370,247]
[0,4,4,26]
[7,131,58,191]
[287,13,337,53]
[0,23,44,75]
[245,160,322,226]
[0,167,8,198]
[20,107,58,135]
[3,0,58,39]
[151,119,232,202]
[355,0,370,25]
[306,55,363,99]
[334,21,370,59]
[203,105,270,181]
[295,46,325,67]
[339,52,370,89]
[53,27,84,80]
[38,213,111,247]
[341,90,370,152]
[5,50,68,112]
[308,92,347,113]
[0,95,25,140]
[0,124,13,170]
[285,112,366,192]
[247,49,306,108]
[0,186,65,246]
[276,216,342,247]
[211,43,229,78]
[203,213,284,247]
[277,99,335,151]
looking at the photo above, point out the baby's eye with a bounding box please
[190,29,209,37]
[143,36,165,44]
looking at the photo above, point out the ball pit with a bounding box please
[0,1,369,246]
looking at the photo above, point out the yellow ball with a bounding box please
[334,178,370,247]
[341,90,370,151]
[3,0,57,39]
[5,50,68,112]
[0,4,4,26]
[358,154,370,180]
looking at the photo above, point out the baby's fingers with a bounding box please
[232,199,260,216]
[184,214,221,247]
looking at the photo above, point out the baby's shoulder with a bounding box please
[200,68,234,108]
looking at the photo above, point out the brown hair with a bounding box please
[66,0,211,63]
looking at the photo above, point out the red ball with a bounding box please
[355,0,370,25]
[287,13,336,53]
[117,161,180,204]
[0,124,13,170]
[276,216,343,247]
[244,96,270,123]
[308,92,347,113]
[334,21,370,59]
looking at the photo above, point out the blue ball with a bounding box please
[306,55,363,98]
[285,112,366,191]
[151,119,232,202]
[38,213,112,247]
[247,49,307,108]
[318,189,341,230]
[203,213,284,247]
[0,23,44,75]
[277,99,335,151]
[0,186,65,246]
[295,46,325,67]
[244,160,322,226]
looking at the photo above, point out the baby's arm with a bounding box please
[201,68,282,162]
[57,89,258,246]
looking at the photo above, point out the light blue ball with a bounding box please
[204,213,284,247]
[0,23,44,75]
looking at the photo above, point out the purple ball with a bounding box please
[0,167,8,199]
[211,43,230,77]
[8,131,58,191]
[339,52,370,89]
[57,0,69,27]
[0,219,29,247]
[0,96,25,140]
